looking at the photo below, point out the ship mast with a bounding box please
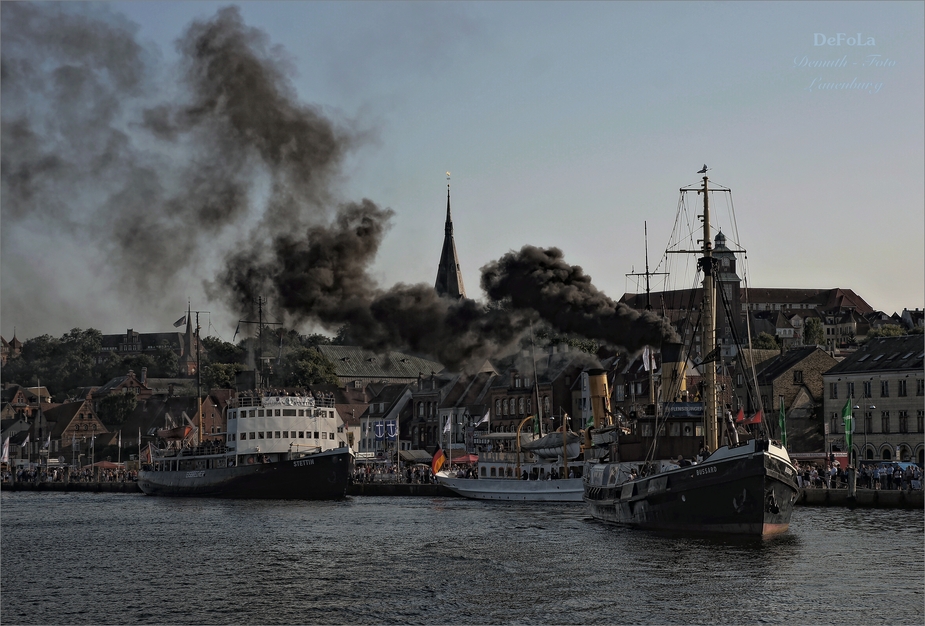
[626,222,667,409]
[698,175,719,452]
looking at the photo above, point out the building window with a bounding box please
[864,412,873,434]
[917,410,924,433]
[793,370,803,383]
[495,399,501,418]
[881,411,890,434]
[898,411,909,434]
[880,380,889,397]
[829,382,838,399]
[863,381,872,398]
[897,379,907,397]
[846,382,854,399]
[917,379,924,396]
[830,413,839,434]
[519,397,525,415]
[418,403,424,417]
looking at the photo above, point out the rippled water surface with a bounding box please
[1,492,922,625]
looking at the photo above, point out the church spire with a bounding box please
[434,178,466,299]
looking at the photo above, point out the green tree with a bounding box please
[202,362,246,389]
[97,390,137,427]
[202,335,246,365]
[865,324,906,339]
[276,348,339,387]
[752,332,780,350]
[803,318,824,346]
[153,343,179,377]
[1,329,102,399]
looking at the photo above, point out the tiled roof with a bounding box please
[315,346,444,380]
[826,335,924,375]
[754,347,823,383]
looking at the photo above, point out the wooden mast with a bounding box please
[698,175,719,451]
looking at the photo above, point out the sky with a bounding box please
[2,1,923,347]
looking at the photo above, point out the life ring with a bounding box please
[246,456,255,465]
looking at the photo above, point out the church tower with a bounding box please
[434,183,466,299]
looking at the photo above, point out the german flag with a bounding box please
[431,447,446,475]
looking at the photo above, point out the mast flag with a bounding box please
[778,398,787,449]
[841,398,853,455]
[431,447,446,475]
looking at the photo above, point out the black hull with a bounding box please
[137,448,353,500]
[584,442,800,536]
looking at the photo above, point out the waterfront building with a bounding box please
[97,311,208,377]
[822,335,925,465]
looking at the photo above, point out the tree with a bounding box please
[153,343,179,377]
[803,318,824,346]
[202,336,246,365]
[752,332,780,350]
[865,324,906,340]
[202,362,246,389]
[275,348,340,388]
[97,390,137,427]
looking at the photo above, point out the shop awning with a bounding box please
[399,449,434,464]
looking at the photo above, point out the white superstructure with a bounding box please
[226,393,349,463]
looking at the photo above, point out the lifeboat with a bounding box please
[157,425,193,440]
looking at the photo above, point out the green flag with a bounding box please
[778,400,787,449]
[842,398,853,455]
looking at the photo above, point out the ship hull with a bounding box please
[137,448,353,500]
[438,475,584,502]
[584,440,800,536]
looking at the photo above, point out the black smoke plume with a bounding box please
[2,5,677,371]
[481,246,679,354]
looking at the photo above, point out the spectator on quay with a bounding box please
[893,466,903,490]
[872,465,881,490]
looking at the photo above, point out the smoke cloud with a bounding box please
[2,4,677,372]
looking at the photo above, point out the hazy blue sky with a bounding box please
[2,1,922,343]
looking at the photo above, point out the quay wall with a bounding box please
[0,481,456,497]
[798,487,923,509]
[2,481,922,508]
[1,481,141,494]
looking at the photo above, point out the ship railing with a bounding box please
[479,451,536,463]
[230,393,335,409]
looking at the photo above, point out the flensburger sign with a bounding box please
[663,402,704,419]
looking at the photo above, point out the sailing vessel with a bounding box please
[137,307,353,499]
[437,417,584,502]
[582,170,800,536]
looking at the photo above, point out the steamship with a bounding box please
[137,390,353,499]
[138,391,353,500]
[582,172,800,536]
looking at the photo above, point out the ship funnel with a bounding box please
[587,368,611,429]
[660,342,687,403]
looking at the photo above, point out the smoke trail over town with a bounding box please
[1,4,677,371]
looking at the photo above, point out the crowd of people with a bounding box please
[351,464,438,484]
[794,460,922,490]
[2,466,139,483]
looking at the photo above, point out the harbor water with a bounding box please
[1,492,922,625]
